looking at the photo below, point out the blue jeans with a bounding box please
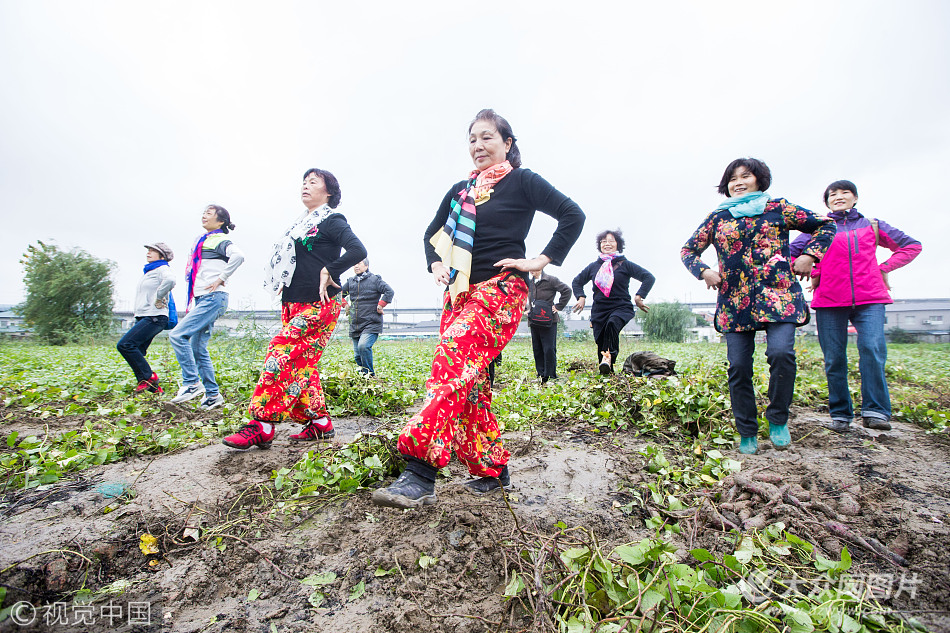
[169,292,228,395]
[724,323,797,438]
[352,331,379,375]
[117,315,168,381]
[816,304,890,422]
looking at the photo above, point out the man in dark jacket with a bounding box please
[527,270,572,383]
[341,258,395,376]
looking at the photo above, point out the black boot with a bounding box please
[464,465,511,493]
[371,457,437,509]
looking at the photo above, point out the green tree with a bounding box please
[642,302,694,343]
[17,241,116,345]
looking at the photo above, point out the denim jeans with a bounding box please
[816,304,890,422]
[352,331,379,375]
[169,292,228,395]
[117,315,168,381]
[530,323,558,379]
[724,323,797,438]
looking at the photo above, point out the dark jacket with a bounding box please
[423,168,585,286]
[283,214,367,304]
[341,272,395,336]
[527,272,571,325]
[573,255,655,340]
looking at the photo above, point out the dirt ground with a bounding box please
[1,402,949,633]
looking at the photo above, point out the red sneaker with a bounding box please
[135,372,163,394]
[290,418,335,442]
[222,420,275,450]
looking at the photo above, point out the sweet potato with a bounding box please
[836,492,861,516]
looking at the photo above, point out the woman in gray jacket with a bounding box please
[118,242,176,394]
[341,258,394,376]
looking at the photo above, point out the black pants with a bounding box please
[595,322,621,370]
[530,324,558,379]
[117,315,168,381]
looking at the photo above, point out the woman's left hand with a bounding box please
[792,255,816,280]
[205,279,225,292]
[319,267,340,303]
[634,295,649,313]
[494,255,551,273]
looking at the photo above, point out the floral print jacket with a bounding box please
[680,198,835,333]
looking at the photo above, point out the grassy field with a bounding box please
[1,335,949,632]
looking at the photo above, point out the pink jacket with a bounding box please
[790,209,921,308]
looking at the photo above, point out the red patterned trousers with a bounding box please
[248,298,341,423]
[398,273,527,476]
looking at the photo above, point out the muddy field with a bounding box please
[1,396,949,633]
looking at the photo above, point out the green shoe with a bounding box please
[739,436,758,455]
[769,423,791,450]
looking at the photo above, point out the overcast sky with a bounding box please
[2,0,948,313]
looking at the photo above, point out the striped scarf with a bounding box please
[185,229,222,307]
[429,161,513,300]
[594,252,621,297]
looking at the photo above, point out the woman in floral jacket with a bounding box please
[681,158,835,455]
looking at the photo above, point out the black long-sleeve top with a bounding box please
[283,214,367,304]
[572,256,656,328]
[423,168,585,285]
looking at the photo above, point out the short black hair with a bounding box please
[468,109,522,169]
[718,158,771,197]
[595,229,625,253]
[823,180,858,207]
[208,204,235,233]
[302,168,343,208]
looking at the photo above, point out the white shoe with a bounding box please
[170,383,205,403]
[199,393,226,410]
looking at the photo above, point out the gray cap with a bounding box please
[144,242,174,262]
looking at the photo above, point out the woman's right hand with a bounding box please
[572,297,586,314]
[701,269,722,290]
[431,261,451,286]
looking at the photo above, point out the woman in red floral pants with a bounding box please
[372,109,584,508]
[222,169,365,450]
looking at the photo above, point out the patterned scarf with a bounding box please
[185,229,222,307]
[429,160,513,300]
[264,204,338,297]
[594,252,621,297]
[717,191,771,218]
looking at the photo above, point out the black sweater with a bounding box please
[283,214,367,304]
[423,168,585,285]
[572,256,656,326]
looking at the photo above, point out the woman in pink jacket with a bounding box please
[791,180,921,432]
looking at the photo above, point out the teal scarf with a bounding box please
[717,191,771,218]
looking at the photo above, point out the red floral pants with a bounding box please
[248,298,341,423]
[398,273,527,476]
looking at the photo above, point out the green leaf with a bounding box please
[6,431,18,448]
[690,548,714,562]
[734,536,756,564]
[640,589,664,612]
[247,588,260,601]
[374,566,395,577]
[503,573,524,598]
[418,554,438,570]
[308,590,325,607]
[777,602,815,633]
[300,571,337,586]
[348,580,365,602]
